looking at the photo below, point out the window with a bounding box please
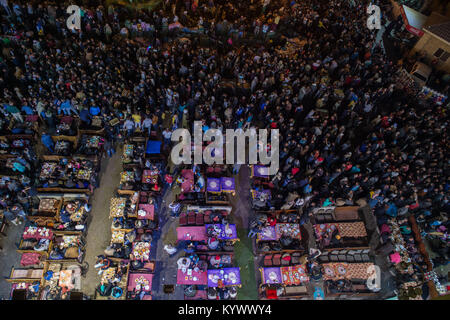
[434,48,444,57]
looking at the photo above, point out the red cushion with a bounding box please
[266,289,278,299]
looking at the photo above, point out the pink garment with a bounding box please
[390,252,401,264]
[380,224,391,234]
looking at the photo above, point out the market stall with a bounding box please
[260,265,309,285]
[313,222,368,249]
[110,192,139,220]
[141,164,163,193]
[95,259,130,300]
[5,267,43,300]
[7,116,39,136]
[39,261,83,300]
[47,231,85,263]
[0,134,33,155]
[251,189,272,210]
[119,170,137,190]
[205,223,239,243]
[54,116,79,137]
[177,256,208,286]
[37,156,98,193]
[175,168,206,204]
[27,197,63,227]
[122,137,146,168]
[17,226,53,257]
[207,268,241,287]
[322,262,379,297]
[257,223,302,242]
[127,272,153,300]
[76,134,105,158]
[50,135,78,157]
[79,116,105,135]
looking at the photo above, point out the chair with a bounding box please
[330,254,339,262]
[263,255,273,267]
[281,253,291,266]
[318,254,330,263]
[187,212,196,225]
[272,254,281,266]
[291,252,301,264]
[315,215,325,223]
[196,213,204,225]
[204,212,211,224]
[179,213,187,226]
[338,250,348,262]
[361,249,371,262]
[266,287,278,299]
[353,250,363,262]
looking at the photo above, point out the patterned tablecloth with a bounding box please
[180,169,194,193]
[23,227,53,240]
[59,270,74,290]
[258,226,277,241]
[205,224,238,240]
[38,199,58,212]
[110,198,126,218]
[276,223,302,240]
[261,267,283,284]
[131,242,151,261]
[220,177,235,193]
[20,252,42,266]
[314,222,367,240]
[142,169,159,184]
[322,262,374,281]
[40,162,57,179]
[177,268,208,285]
[207,178,221,192]
[137,204,154,220]
[120,171,135,184]
[123,144,134,159]
[281,265,309,285]
[251,189,272,200]
[111,230,125,244]
[86,136,101,149]
[127,273,153,292]
[252,165,269,178]
[258,224,301,241]
[207,267,241,287]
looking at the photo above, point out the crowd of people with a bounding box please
[0,0,448,298]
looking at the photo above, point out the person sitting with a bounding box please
[41,132,54,153]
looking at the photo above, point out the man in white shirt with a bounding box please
[123,117,135,136]
[142,114,152,136]
[162,128,172,147]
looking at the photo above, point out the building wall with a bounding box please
[411,33,450,73]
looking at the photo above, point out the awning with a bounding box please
[400,5,427,37]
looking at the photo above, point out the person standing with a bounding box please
[162,128,172,147]
[142,114,152,136]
